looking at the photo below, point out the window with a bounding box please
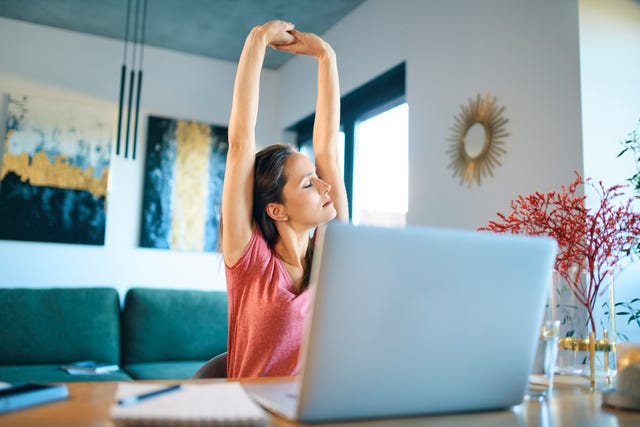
[289,63,406,226]
[353,103,408,226]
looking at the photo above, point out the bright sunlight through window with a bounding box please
[352,103,408,227]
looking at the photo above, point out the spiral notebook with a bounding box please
[109,382,266,426]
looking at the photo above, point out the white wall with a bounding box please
[0,17,280,295]
[3,1,619,310]
[580,0,640,342]
[277,0,583,231]
[276,0,640,341]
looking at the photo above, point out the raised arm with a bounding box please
[222,21,294,266]
[272,31,349,221]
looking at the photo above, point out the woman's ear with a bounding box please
[266,202,288,222]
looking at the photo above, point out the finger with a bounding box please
[275,21,294,34]
[271,32,295,46]
[269,43,299,53]
[288,29,307,42]
[289,29,318,40]
[275,30,305,48]
[270,19,293,29]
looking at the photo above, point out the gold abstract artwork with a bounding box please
[140,115,227,252]
[170,121,212,252]
[0,94,113,245]
[1,133,108,199]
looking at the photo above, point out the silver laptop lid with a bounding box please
[296,222,557,422]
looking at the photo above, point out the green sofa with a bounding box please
[0,287,228,383]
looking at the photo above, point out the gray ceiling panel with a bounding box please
[0,0,365,69]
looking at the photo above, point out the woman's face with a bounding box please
[278,152,336,228]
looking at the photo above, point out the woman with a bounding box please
[221,20,348,378]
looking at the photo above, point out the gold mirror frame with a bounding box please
[446,93,509,187]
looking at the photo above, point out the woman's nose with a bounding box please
[316,178,331,194]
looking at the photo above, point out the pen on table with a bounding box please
[117,384,182,406]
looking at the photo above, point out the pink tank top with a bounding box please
[226,227,312,378]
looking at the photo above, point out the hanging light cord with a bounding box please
[124,0,140,159]
[115,0,132,156]
[132,0,148,160]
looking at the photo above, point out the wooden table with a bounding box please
[2,378,640,426]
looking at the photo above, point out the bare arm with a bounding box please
[273,31,349,221]
[313,44,349,221]
[222,21,294,266]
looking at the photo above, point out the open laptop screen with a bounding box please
[294,222,557,421]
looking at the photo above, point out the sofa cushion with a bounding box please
[121,288,228,364]
[0,287,121,365]
[0,365,132,383]
[122,361,208,380]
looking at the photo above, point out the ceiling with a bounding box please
[0,0,366,69]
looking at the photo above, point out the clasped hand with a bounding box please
[258,20,333,60]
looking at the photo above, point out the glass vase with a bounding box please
[548,268,617,389]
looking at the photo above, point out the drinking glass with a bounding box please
[528,319,560,401]
[541,320,560,391]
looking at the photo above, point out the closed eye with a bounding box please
[301,172,317,189]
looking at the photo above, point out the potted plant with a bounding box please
[615,120,640,338]
[479,172,640,388]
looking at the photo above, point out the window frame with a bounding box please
[287,62,406,220]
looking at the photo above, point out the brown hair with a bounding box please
[253,144,314,292]
[253,144,292,247]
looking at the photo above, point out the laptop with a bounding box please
[245,222,557,422]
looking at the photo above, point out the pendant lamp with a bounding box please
[116,0,147,160]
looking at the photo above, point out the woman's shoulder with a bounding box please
[225,225,272,272]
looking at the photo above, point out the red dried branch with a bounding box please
[479,172,640,334]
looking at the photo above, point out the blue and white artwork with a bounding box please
[0,94,113,245]
[140,115,227,252]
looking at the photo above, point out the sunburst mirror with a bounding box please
[446,93,509,187]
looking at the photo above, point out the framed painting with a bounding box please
[140,115,228,252]
[0,94,112,245]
